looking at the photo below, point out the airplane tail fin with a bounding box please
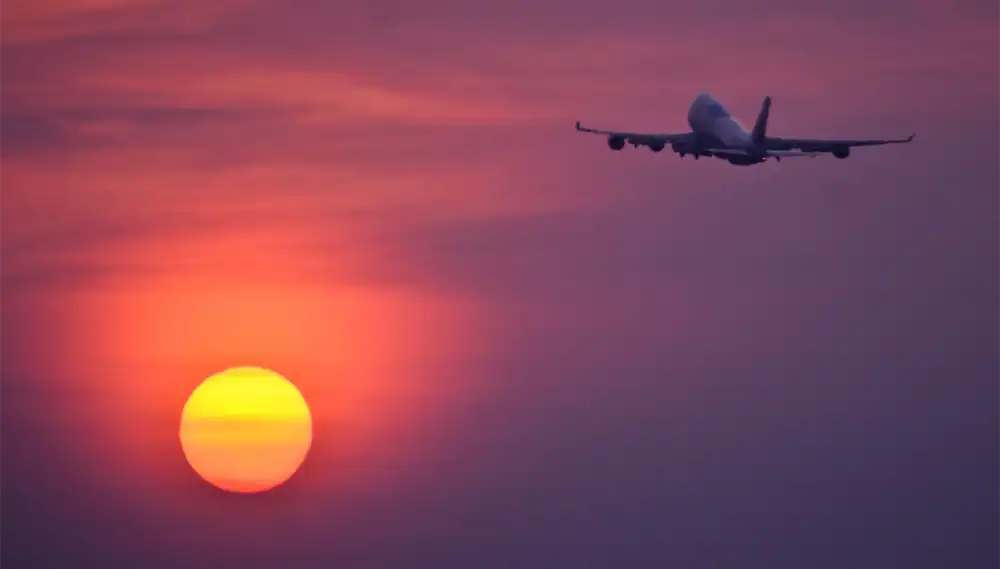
[751,96,771,143]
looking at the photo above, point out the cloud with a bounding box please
[0,112,86,158]
[0,0,247,44]
[0,106,261,160]
[2,0,996,306]
[6,0,994,128]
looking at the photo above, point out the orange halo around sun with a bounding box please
[179,367,313,494]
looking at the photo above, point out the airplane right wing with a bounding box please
[575,121,693,149]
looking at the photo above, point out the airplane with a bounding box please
[575,93,915,165]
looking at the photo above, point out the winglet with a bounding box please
[907,134,916,142]
[575,121,581,131]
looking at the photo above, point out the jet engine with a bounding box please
[648,140,665,152]
[607,135,625,151]
[671,140,693,156]
[832,146,850,159]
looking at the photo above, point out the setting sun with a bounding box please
[179,367,312,494]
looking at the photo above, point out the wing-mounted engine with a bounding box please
[832,146,850,159]
[608,135,663,152]
[671,139,703,158]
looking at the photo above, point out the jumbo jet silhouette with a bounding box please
[575,93,915,165]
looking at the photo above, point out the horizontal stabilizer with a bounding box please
[766,149,820,158]
[705,148,820,159]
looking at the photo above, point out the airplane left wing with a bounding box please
[766,134,915,152]
[575,121,693,148]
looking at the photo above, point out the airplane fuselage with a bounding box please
[685,94,761,164]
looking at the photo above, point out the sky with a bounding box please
[2,0,998,567]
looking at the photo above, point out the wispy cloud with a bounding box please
[3,0,996,299]
[1,0,247,44]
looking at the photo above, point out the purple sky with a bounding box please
[2,0,998,567]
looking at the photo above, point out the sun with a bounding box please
[179,367,313,494]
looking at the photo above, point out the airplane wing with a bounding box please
[766,134,915,152]
[707,148,821,159]
[575,121,693,147]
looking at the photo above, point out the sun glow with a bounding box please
[179,367,312,494]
